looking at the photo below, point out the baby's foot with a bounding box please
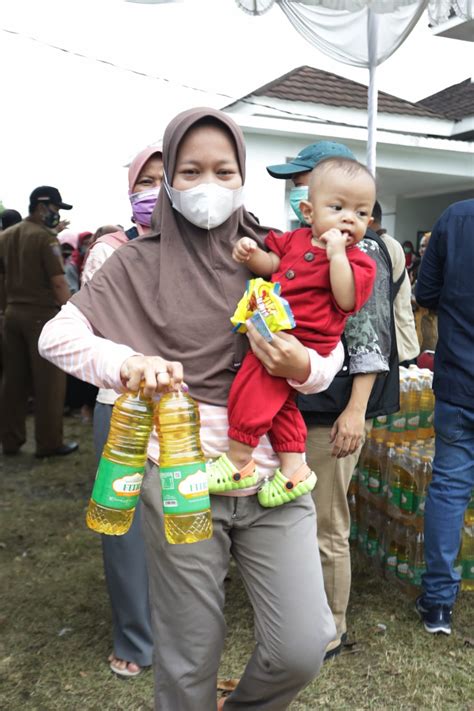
[257,463,316,508]
[207,454,259,494]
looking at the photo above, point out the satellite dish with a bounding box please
[235,0,276,16]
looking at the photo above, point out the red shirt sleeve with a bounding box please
[347,247,377,311]
[264,230,293,259]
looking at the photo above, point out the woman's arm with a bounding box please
[38,302,182,397]
[81,242,115,285]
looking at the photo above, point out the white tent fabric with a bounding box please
[286,0,424,13]
[279,0,428,67]
[275,0,429,174]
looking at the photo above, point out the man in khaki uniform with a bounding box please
[0,186,78,457]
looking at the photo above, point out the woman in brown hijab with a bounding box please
[39,108,342,710]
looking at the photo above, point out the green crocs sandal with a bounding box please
[207,454,259,494]
[257,463,316,508]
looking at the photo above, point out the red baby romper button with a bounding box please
[304,251,315,262]
[285,269,295,280]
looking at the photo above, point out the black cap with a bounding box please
[29,186,73,210]
[0,209,22,229]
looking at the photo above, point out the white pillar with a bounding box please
[367,8,379,178]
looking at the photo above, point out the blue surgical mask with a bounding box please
[289,186,309,225]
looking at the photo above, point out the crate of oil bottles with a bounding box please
[349,365,474,594]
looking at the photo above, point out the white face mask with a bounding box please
[168,182,244,230]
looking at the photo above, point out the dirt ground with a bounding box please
[0,415,472,710]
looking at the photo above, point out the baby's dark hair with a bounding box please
[311,156,375,186]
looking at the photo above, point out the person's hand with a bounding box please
[56,219,70,234]
[233,237,257,263]
[329,405,366,458]
[246,320,310,383]
[120,355,183,398]
[319,228,347,260]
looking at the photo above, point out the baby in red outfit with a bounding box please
[208,157,377,506]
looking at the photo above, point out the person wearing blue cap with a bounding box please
[267,142,399,660]
[267,141,356,226]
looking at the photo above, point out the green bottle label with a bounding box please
[463,561,474,581]
[405,412,420,432]
[400,489,414,513]
[414,494,426,516]
[388,485,401,507]
[389,414,406,433]
[359,465,369,488]
[349,521,358,542]
[91,457,144,510]
[368,471,381,495]
[386,553,397,573]
[418,410,432,429]
[367,537,379,557]
[160,461,210,515]
[373,415,387,429]
[397,559,409,580]
[409,564,425,586]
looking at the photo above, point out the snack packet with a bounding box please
[231,278,295,341]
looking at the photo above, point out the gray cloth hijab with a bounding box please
[71,107,275,407]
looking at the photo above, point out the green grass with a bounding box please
[0,416,472,710]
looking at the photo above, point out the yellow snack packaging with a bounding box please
[231,278,295,342]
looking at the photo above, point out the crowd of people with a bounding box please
[0,106,472,710]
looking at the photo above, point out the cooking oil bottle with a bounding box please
[389,373,407,445]
[372,413,389,442]
[417,369,435,440]
[387,447,405,512]
[408,529,426,587]
[414,455,432,519]
[357,433,372,492]
[405,375,421,443]
[383,518,398,579]
[156,389,213,544]
[400,448,418,515]
[381,440,396,505]
[86,389,155,535]
[396,523,411,582]
[465,491,474,527]
[460,525,474,592]
[368,438,384,496]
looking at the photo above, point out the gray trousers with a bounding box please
[141,463,336,711]
[93,403,153,667]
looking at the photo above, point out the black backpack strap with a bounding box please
[393,269,407,299]
[364,229,393,282]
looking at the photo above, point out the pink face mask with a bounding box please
[129,187,160,227]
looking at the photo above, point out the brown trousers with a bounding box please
[1,305,65,454]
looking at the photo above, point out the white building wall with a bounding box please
[240,128,473,242]
[395,189,474,250]
[242,131,367,229]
